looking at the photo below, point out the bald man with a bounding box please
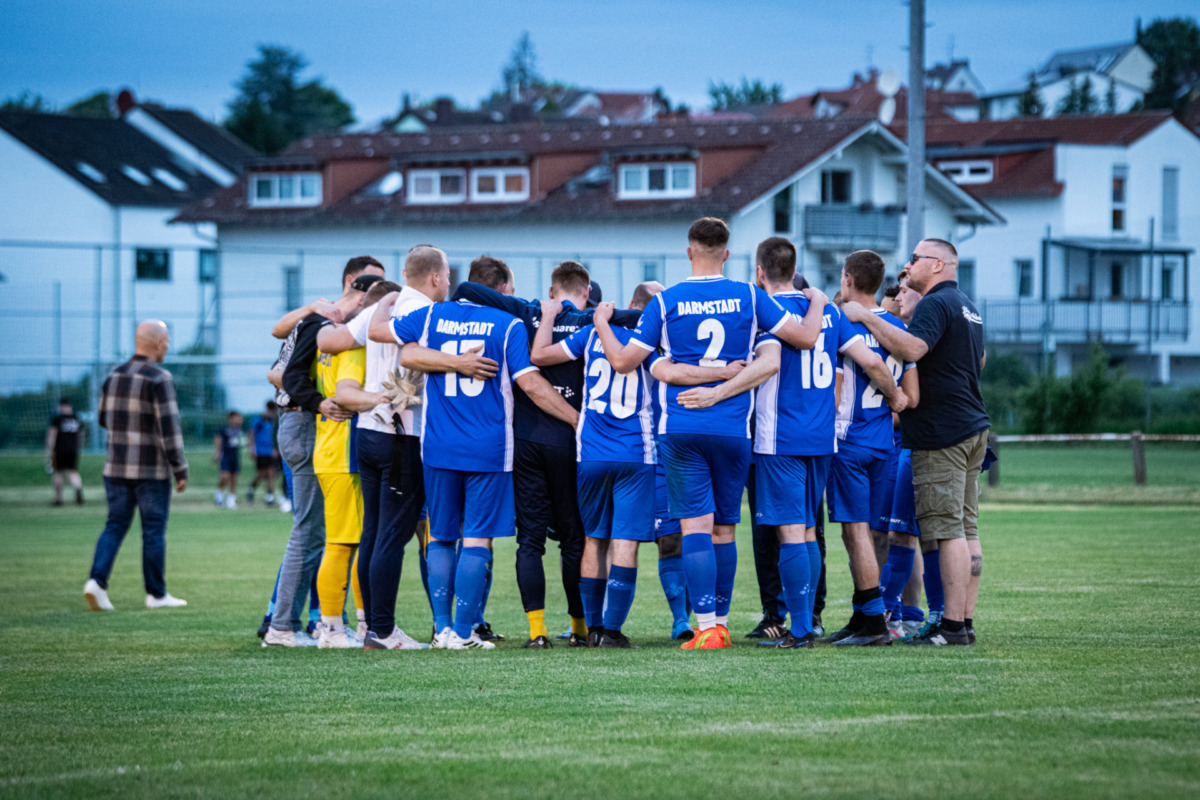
[84,320,189,612]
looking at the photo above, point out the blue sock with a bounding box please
[266,562,282,615]
[473,551,494,627]
[804,541,822,624]
[923,550,945,614]
[681,534,717,617]
[602,565,638,633]
[861,591,885,617]
[882,546,916,617]
[713,541,737,620]
[419,535,433,614]
[778,543,811,637]
[580,576,606,629]
[658,555,690,627]
[452,546,491,640]
[902,604,925,622]
[426,540,456,634]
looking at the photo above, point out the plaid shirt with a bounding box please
[100,355,188,481]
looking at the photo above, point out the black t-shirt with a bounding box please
[51,413,82,454]
[900,280,990,450]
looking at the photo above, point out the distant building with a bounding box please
[383,87,666,133]
[925,59,987,96]
[767,69,981,123]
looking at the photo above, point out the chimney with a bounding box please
[116,88,136,117]
[433,97,454,123]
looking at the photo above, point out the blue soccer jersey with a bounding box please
[835,309,914,454]
[630,276,789,438]
[754,293,860,456]
[560,325,657,464]
[391,300,537,472]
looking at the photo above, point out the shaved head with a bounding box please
[630,280,665,311]
[135,320,170,362]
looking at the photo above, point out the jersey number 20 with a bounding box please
[587,359,638,419]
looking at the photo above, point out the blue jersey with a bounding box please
[561,325,657,464]
[836,309,914,454]
[250,416,274,455]
[630,276,789,438]
[754,294,860,456]
[391,300,537,472]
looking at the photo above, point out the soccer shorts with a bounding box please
[576,460,655,542]
[653,462,681,538]
[255,455,274,470]
[424,465,515,542]
[220,451,240,474]
[801,454,831,528]
[317,472,364,545]
[887,449,920,536]
[828,441,891,526]
[52,450,79,471]
[753,453,807,527]
[876,447,901,532]
[659,432,750,524]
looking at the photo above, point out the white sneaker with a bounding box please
[317,625,356,649]
[84,579,114,611]
[443,629,495,650]
[431,626,452,649]
[356,620,369,640]
[224,495,237,510]
[367,627,430,650]
[279,498,292,513]
[262,628,319,647]
[146,593,187,609]
[214,490,224,506]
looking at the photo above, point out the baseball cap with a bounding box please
[350,274,385,292]
[792,273,810,291]
[587,280,603,308]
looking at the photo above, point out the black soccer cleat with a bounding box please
[523,635,552,649]
[474,623,505,642]
[831,631,893,647]
[583,629,604,648]
[818,624,863,645]
[597,631,640,649]
[967,625,976,645]
[256,617,271,639]
[811,613,824,638]
[905,624,970,646]
[759,631,813,649]
[744,616,788,640]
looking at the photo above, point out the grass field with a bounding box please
[2,448,1200,798]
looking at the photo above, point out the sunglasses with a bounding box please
[909,253,939,264]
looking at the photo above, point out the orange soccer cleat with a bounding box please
[681,626,730,650]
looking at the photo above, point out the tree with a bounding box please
[1056,76,1081,115]
[224,45,355,155]
[1018,73,1045,117]
[1139,16,1200,111]
[1105,78,1119,113]
[708,77,784,110]
[1077,76,1097,114]
[65,91,114,119]
[501,31,542,98]
[1,90,51,112]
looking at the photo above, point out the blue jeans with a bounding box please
[89,477,172,598]
[269,411,325,633]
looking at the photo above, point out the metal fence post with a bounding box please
[1131,430,1147,486]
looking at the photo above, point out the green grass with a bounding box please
[2,453,1200,798]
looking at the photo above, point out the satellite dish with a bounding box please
[878,68,901,98]
[878,97,896,125]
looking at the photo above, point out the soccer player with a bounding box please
[592,218,829,650]
[824,251,918,646]
[387,293,579,650]
[247,402,278,506]
[46,398,84,506]
[451,260,640,648]
[213,411,243,509]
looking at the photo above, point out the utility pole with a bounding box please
[906,0,926,255]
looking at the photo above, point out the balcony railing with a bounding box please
[980,299,1190,345]
[803,204,901,252]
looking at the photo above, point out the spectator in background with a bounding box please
[213,411,243,509]
[46,397,84,506]
[247,402,279,506]
[83,320,188,612]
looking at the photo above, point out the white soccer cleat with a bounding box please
[145,593,187,609]
[443,629,495,650]
[262,628,319,647]
[279,498,292,513]
[367,627,430,650]
[317,625,357,649]
[430,626,453,649]
[84,579,114,611]
[224,495,237,510]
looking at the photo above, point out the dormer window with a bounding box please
[937,160,993,185]
[617,163,695,199]
[471,168,529,202]
[407,168,466,204]
[249,173,321,207]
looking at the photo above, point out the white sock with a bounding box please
[696,611,717,631]
[715,614,728,627]
[321,615,343,633]
[214,490,224,502]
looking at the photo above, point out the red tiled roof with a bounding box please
[898,111,1174,148]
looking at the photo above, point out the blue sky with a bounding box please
[2,0,1194,126]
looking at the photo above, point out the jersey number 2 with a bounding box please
[862,356,903,409]
[697,319,727,367]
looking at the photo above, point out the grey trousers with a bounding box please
[270,410,325,632]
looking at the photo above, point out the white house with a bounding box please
[176,116,999,411]
[919,112,1199,383]
[0,103,254,400]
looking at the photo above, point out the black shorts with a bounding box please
[53,450,79,471]
[255,455,275,470]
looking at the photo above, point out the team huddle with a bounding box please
[256,215,990,651]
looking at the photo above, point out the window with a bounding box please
[1162,259,1178,301]
[135,249,170,281]
[152,168,187,191]
[1110,263,1123,298]
[122,165,151,186]
[820,170,852,204]
[283,265,301,310]
[958,259,976,300]
[1111,165,1127,232]
[407,168,466,203]
[642,260,663,283]
[773,185,793,233]
[937,160,994,184]
[198,250,217,284]
[1163,166,1179,241]
[616,163,696,199]
[1015,258,1034,297]
[249,173,322,208]
[471,168,529,202]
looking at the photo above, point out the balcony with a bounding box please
[803,204,901,252]
[980,299,1190,345]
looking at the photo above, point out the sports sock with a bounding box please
[657,555,690,627]
[349,548,363,621]
[601,565,637,633]
[902,604,926,622]
[804,541,822,626]
[965,617,974,630]
[778,542,811,638]
[713,541,737,625]
[580,577,605,630]
[571,615,588,637]
[942,618,965,632]
[526,609,549,640]
[882,545,916,617]
[321,614,343,633]
[317,543,354,620]
[426,540,456,634]
[452,546,491,640]
[474,551,494,627]
[681,534,717,629]
[923,550,945,614]
[853,587,887,634]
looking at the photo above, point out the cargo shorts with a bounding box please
[911,429,989,542]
